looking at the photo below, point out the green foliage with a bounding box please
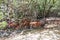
[36,0,58,17]
[0,0,3,4]
[0,21,8,30]
[0,0,60,20]
[12,0,59,18]
[13,0,18,7]
[0,12,3,20]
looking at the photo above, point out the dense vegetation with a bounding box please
[0,0,60,29]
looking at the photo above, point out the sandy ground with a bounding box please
[0,28,60,40]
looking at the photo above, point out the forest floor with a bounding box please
[0,25,60,40]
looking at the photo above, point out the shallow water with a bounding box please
[0,28,59,40]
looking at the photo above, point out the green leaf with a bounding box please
[0,12,3,20]
[0,21,8,29]
[0,0,3,4]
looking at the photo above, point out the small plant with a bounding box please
[0,21,8,30]
[0,12,3,20]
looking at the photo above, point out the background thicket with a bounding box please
[0,0,60,20]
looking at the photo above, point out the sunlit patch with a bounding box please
[5,29,60,40]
